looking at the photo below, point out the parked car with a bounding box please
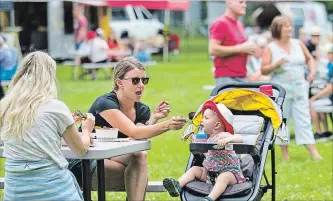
[110,5,165,40]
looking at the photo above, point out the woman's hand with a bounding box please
[166,116,186,130]
[152,100,170,121]
[274,58,288,68]
[81,113,95,133]
[307,73,315,84]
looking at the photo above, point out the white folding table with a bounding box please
[0,140,151,201]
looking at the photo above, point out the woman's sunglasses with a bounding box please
[123,77,149,85]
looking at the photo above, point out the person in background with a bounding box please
[327,43,333,78]
[90,28,109,63]
[134,40,151,62]
[168,33,180,55]
[309,49,330,140]
[209,0,257,85]
[306,26,321,59]
[107,30,120,62]
[149,29,165,55]
[73,3,88,50]
[0,51,95,200]
[247,36,270,82]
[310,45,333,141]
[298,27,308,44]
[261,15,321,160]
[0,37,18,100]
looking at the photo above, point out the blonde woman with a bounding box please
[0,51,95,200]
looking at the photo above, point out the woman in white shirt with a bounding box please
[89,28,109,63]
[0,51,95,200]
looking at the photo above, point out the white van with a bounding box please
[110,5,164,40]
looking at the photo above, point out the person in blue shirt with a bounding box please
[309,45,333,141]
[0,36,18,99]
[327,45,333,80]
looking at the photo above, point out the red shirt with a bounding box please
[74,15,88,42]
[210,15,247,78]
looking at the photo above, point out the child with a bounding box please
[163,101,246,201]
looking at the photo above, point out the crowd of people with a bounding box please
[72,3,179,74]
[209,0,332,162]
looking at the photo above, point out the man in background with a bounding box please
[73,3,88,50]
[209,0,256,86]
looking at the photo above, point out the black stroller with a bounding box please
[181,83,287,201]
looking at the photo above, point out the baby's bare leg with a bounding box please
[163,166,207,197]
[178,166,207,187]
[208,172,237,201]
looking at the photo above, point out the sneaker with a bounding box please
[163,178,181,197]
[322,131,333,140]
[314,132,330,142]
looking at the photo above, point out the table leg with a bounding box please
[82,160,91,201]
[97,159,106,201]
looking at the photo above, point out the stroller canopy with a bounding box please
[191,89,283,135]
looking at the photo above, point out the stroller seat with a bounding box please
[184,115,265,200]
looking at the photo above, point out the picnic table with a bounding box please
[0,140,151,201]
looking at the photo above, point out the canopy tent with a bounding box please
[107,0,190,61]
[106,0,189,11]
[69,0,107,6]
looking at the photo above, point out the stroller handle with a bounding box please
[210,83,286,106]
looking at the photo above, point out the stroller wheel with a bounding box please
[163,178,180,197]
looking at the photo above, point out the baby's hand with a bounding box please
[217,137,231,148]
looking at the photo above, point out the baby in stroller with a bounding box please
[163,100,246,201]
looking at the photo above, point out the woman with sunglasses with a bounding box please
[69,57,186,200]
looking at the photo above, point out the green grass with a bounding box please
[1,36,332,200]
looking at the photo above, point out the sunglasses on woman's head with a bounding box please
[123,77,149,85]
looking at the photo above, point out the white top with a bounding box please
[246,56,262,76]
[0,99,74,169]
[268,39,307,98]
[61,140,151,160]
[89,37,109,63]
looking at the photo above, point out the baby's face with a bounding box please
[201,109,222,135]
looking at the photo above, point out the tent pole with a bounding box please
[10,10,15,27]
[163,9,170,62]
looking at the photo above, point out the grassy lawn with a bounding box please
[0,36,332,200]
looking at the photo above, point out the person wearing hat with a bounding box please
[306,26,321,59]
[163,101,245,201]
[89,28,108,64]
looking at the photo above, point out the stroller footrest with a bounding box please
[190,143,258,156]
[184,180,252,198]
